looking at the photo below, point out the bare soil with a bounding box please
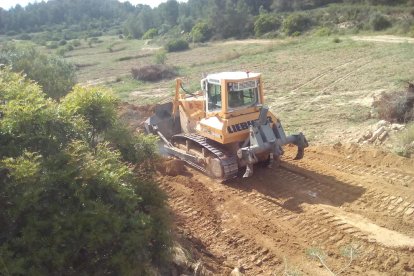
[156,144,414,275]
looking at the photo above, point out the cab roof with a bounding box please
[206,72,260,84]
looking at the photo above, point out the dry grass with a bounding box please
[60,35,414,146]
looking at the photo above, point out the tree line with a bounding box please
[1,0,413,39]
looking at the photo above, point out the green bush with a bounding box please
[0,43,76,99]
[370,13,392,31]
[18,33,32,40]
[142,28,158,39]
[46,41,59,49]
[395,123,414,157]
[190,21,211,42]
[254,13,281,36]
[165,39,189,52]
[6,31,18,36]
[333,37,342,43]
[61,85,118,147]
[66,44,74,51]
[154,50,167,64]
[313,27,332,36]
[72,39,81,47]
[0,69,171,275]
[283,13,312,35]
[59,39,67,46]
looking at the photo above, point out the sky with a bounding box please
[0,0,181,10]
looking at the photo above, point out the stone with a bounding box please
[362,130,373,140]
[378,130,388,142]
[391,123,405,131]
[368,126,386,143]
[405,208,414,216]
[374,120,390,130]
[230,267,245,276]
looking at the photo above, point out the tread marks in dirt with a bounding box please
[158,147,414,275]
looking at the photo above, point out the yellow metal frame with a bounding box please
[172,75,277,145]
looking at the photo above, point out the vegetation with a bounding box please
[165,39,189,52]
[142,28,158,39]
[373,91,414,123]
[0,43,76,99]
[395,123,414,157]
[0,68,171,274]
[254,13,281,36]
[1,0,413,43]
[283,13,312,35]
[131,64,177,82]
[190,21,211,43]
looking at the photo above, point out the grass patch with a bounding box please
[116,53,152,62]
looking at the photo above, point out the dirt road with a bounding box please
[158,144,414,275]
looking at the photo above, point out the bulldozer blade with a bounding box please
[144,102,181,139]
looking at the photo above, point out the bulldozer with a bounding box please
[145,71,308,180]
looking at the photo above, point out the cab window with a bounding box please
[228,87,258,109]
[207,83,222,112]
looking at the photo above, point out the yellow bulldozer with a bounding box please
[145,71,308,180]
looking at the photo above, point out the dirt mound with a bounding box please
[322,142,414,172]
[117,102,155,132]
[157,159,186,176]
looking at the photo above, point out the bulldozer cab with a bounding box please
[202,72,263,117]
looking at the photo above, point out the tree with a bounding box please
[283,13,312,35]
[190,21,211,42]
[254,13,281,36]
[60,85,118,148]
[0,68,171,275]
[0,43,76,99]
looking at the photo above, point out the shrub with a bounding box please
[333,37,341,43]
[66,44,74,51]
[190,21,211,42]
[46,41,59,49]
[6,31,18,36]
[72,39,81,47]
[154,50,167,65]
[131,64,177,82]
[59,39,67,46]
[314,27,332,36]
[254,13,281,36]
[165,39,189,52]
[372,89,414,123]
[283,13,312,35]
[0,43,76,99]
[56,48,67,56]
[370,13,391,31]
[395,123,414,157]
[18,33,32,40]
[61,85,118,147]
[0,69,171,275]
[142,28,158,39]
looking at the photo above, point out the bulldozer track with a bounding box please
[158,146,414,275]
[171,133,239,181]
